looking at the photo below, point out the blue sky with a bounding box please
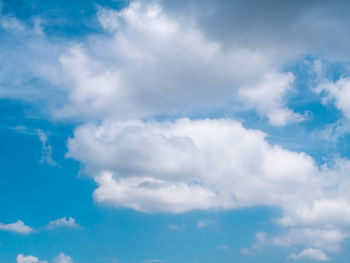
[2,0,350,262]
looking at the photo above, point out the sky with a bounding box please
[2,0,350,262]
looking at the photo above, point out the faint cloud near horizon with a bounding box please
[168,223,185,231]
[196,219,214,229]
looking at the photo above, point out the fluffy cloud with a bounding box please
[57,2,304,124]
[2,0,350,126]
[196,219,213,229]
[241,232,268,254]
[93,171,229,213]
[67,118,320,212]
[310,60,350,141]
[46,217,79,229]
[0,1,301,125]
[315,77,350,119]
[277,158,350,228]
[239,72,304,125]
[277,199,350,228]
[67,117,350,254]
[51,2,275,121]
[0,220,33,234]
[0,218,79,234]
[16,253,72,263]
[17,254,47,263]
[273,228,347,253]
[289,248,329,261]
[54,253,73,263]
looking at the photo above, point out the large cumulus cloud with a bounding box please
[67,117,350,258]
[0,1,304,124]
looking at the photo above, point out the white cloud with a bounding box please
[67,117,350,253]
[94,172,227,213]
[277,199,350,228]
[2,0,350,127]
[241,231,268,254]
[68,118,320,212]
[54,253,73,263]
[239,72,305,126]
[289,248,329,261]
[0,220,33,234]
[0,218,79,234]
[0,15,26,33]
[54,2,300,124]
[8,127,57,165]
[253,232,268,249]
[312,118,350,142]
[312,59,350,123]
[53,1,268,121]
[46,217,79,229]
[196,219,213,229]
[276,158,350,230]
[273,228,347,253]
[309,60,350,145]
[16,253,72,263]
[315,77,350,119]
[0,1,301,125]
[16,254,47,263]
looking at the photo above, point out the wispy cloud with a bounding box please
[168,223,185,231]
[9,126,57,166]
[196,219,214,229]
[36,129,57,166]
[217,245,229,250]
[241,232,268,255]
[9,125,33,135]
